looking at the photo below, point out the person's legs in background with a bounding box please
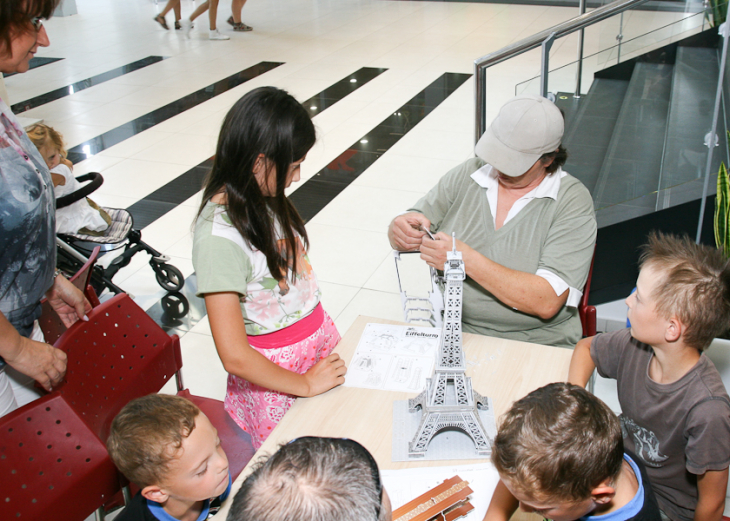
[154,0,181,30]
[228,0,253,31]
[207,0,230,40]
[173,1,182,29]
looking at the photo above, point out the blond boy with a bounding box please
[107,394,231,521]
[569,231,730,521]
[484,382,661,521]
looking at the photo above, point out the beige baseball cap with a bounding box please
[475,95,564,177]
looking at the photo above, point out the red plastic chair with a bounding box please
[53,292,254,477]
[579,246,597,338]
[55,293,181,442]
[39,245,102,345]
[0,394,119,521]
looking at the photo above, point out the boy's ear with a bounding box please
[141,484,169,504]
[665,315,683,343]
[590,481,616,505]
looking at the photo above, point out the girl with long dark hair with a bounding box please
[193,87,346,448]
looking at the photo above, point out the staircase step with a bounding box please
[562,78,630,193]
[659,46,726,196]
[593,62,673,209]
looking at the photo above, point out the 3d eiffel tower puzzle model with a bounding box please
[407,233,492,457]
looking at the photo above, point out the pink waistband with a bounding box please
[247,303,324,350]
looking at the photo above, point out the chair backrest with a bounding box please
[0,393,119,520]
[579,246,597,337]
[55,293,182,441]
[39,246,102,344]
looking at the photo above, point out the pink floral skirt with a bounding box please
[224,304,340,449]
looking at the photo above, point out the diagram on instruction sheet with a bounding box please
[344,323,440,393]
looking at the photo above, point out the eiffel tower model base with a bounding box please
[407,372,492,457]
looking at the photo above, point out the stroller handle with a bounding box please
[55,172,104,209]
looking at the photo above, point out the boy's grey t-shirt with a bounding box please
[591,329,730,521]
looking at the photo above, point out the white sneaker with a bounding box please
[209,29,230,40]
[181,19,193,39]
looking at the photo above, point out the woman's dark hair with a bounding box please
[539,144,568,175]
[196,87,316,282]
[0,0,59,56]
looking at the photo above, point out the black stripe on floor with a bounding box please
[290,72,471,222]
[66,61,284,163]
[126,67,388,230]
[11,56,168,114]
[4,56,63,77]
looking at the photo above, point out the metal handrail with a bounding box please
[474,0,651,141]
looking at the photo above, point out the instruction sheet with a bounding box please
[381,462,500,520]
[344,323,441,393]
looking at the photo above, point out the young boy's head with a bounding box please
[492,383,623,521]
[628,231,730,351]
[107,394,229,506]
[26,123,66,169]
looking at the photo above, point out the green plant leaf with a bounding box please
[716,162,730,256]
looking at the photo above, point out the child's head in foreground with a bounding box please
[491,382,623,521]
[628,231,730,351]
[228,436,391,521]
[26,122,66,170]
[107,394,229,505]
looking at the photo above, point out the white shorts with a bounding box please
[0,321,46,418]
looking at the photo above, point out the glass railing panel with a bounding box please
[514,6,712,98]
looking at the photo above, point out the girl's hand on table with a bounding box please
[302,353,347,397]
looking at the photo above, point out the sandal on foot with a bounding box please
[175,20,182,30]
[154,14,169,30]
[233,22,253,31]
[227,16,235,26]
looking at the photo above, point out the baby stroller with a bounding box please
[54,172,185,296]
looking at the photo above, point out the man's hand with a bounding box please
[4,336,67,391]
[388,212,432,251]
[45,275,91,328]
[419,232,469,270]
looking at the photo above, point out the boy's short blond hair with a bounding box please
[640,231,730,351]
[491,383,623,502]
[26,123,67,159]
[107,394,200,488]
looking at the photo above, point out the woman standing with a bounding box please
[0,0,91,417]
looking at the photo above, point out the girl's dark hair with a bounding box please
[197,87,315,282]
[539,144,568,175]
[0,0,59,56]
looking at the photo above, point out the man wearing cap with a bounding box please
[388,95,596,348]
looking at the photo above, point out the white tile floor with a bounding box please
[5,0,720,518]
[5,0,701,404]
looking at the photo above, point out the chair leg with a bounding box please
[94,506,106,521]
[122,485,132,505]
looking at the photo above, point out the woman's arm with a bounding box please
[0,311,67,391]
[205,292,346,397]
[419,235,568,319]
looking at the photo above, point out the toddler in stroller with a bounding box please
[28,124,184,296]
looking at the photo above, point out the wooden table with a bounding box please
[216,316,574,520]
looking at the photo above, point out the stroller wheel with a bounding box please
[154,263,184,292]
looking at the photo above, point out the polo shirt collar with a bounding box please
[470,163,563,200]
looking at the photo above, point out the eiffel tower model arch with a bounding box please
[407,233,492,457]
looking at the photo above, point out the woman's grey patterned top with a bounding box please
[0,98,56,340]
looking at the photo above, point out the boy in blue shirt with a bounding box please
[484,383,661,521]
[107,394,231,521]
